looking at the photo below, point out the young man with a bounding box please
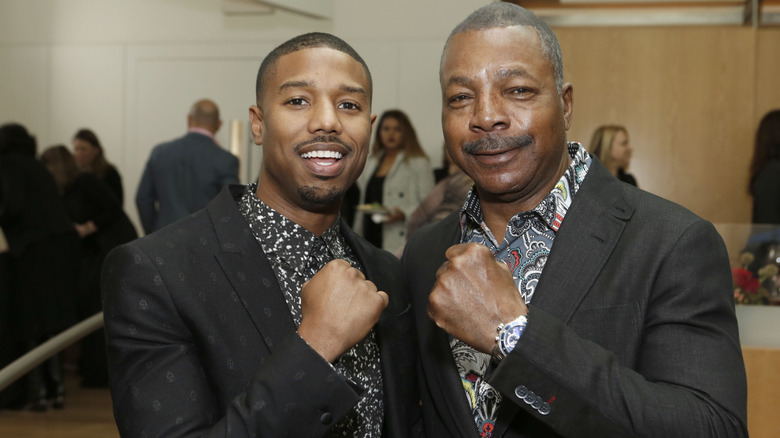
[103,33,419,437]
[404,3,747,437]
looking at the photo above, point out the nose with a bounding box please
[470,93,509,133]
[309,101,342,134]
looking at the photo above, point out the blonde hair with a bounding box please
[589,125,627,172]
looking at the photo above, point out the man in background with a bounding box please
[404,3,747,437]
[135,98,239,234]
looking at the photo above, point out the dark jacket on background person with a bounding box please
[135,132,239,234]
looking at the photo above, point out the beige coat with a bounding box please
[354,152,434,254]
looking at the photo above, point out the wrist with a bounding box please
[491,313,528,362]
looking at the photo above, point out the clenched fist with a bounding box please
[297,259,389,363]
[428,243,527,353]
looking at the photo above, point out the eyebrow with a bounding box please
[444,68,535,87]
[496,68,533,80]
[278,80,367,98]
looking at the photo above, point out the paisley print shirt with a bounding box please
[239,183,384,437]
[453,143,591,437]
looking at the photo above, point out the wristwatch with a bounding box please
[491,314,528,362]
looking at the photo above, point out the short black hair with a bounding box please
[443,3,564,92]
[255,32,372,105]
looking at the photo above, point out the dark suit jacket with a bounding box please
[403,159,747,438]
[135,131,239,234]
[103,185,420,438]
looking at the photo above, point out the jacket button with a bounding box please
[514,385,528,399]
[320,412,333,425]
[539,402,551,415]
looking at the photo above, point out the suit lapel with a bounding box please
[208,186,295,352]
[531,160,633,323]
[415,214,480,438]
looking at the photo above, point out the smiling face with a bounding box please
[440,26,573,210]
[250,47,376,218]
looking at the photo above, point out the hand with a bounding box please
[428,243,527,353]
[74,221,97,238]
[384,207,405,224]
[298,259,389,363]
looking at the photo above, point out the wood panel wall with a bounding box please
[553,26,780,225]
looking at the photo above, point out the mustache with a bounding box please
[462,134,532,154]
[293,136,353,154]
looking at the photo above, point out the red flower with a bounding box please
[732,268,760,294]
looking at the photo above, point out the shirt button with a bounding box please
[320,412,333,425]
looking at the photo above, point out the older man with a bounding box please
[404,3,747,437]
[104,33,419,437]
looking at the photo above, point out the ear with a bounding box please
[561,83,573,131]
[249,105,264,145]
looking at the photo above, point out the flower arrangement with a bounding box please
[732,252,779,305]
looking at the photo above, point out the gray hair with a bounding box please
[442,2,564,92]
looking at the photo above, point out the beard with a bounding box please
[298,185,345,206]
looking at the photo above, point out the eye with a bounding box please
[286,97,308,106]
[338,101,361,111]
[447,93,472,108]
[508,87,533,98]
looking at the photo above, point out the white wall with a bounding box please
[0,0,490,230]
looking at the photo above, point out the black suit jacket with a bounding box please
[403,159,747,437]
[103,185,419,437]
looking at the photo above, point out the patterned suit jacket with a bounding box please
[403,159,748,438]
[103,185,420,437]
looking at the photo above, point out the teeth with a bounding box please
[301,150,343,160]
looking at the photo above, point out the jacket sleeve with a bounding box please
[487,219,748,437]
[101,243,363,438]
[135,157,157,235]
[217,153,240,189]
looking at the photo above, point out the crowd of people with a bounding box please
[0,2,768,437]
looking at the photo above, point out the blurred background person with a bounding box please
[355,109,434,253]
[749,109,780,225]
[407,144,472,237]
[0,124,80,411]
[40,145,137,389]
[135,99,239,235]
[72,128,124,205]
[589,125,637,186]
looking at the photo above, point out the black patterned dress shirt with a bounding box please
[238,183,384,437]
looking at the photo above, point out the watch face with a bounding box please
[498,317,527,356]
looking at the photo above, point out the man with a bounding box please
[135,98,240,234]
[103,33,419,437]
[403,4,747,437]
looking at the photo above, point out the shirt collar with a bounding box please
[460,142,591,240]
[188,127,218,145]
[238,183,343,264]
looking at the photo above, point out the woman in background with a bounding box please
[40,145,137,388]
[0,125,79,411]
[72,128,124,204]
[589,125,637,186]
[749,109,780,224]
[355,109,434,253]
